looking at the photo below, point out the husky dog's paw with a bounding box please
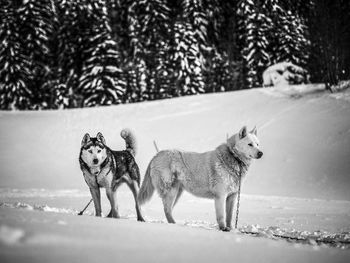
[137,216,146,222]
[107,210,121,219]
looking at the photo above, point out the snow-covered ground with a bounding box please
[1,85,350,262]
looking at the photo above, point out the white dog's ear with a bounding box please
[96,132,106,145]
[239,126,247,139]
[81,133,91,146]
[227,135,237,149]
[251,126,257,136]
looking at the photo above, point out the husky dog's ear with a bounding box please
[239,126,247,139]
[96,132,106,145]
[250,126,257,136]
[81,133,91,147]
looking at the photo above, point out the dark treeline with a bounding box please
[0,0,349,110]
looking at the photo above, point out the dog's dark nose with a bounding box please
[93,159,99,164]
[257,151,263,159]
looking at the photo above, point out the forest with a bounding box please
[0,0,349,110]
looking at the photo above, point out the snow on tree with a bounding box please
[237,0,311,88]
[76,0,126,107]
[0,0,338,109]
[107,0,147,102]
[127,0,172,100]
[238,0,272,88]
[204,50,241,93]
[79,34,125,107]
[123,59,147,103]
[54,0,85,108]
[272,12,310,66]
[120,1,149,102]
[20,0,55,109]
[202,1,243,93]
[0,2,31,109]
[267,1,310,69]
[172,22,205,96]
[153,39,174,99]
[181,0,208,47]
[0,0,55,109]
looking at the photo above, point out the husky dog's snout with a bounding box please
[257,151,263,159]
[93,158,99,164]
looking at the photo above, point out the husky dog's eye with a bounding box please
[88,150,92,153]
[248,143,253,147]
[97,149,101,153]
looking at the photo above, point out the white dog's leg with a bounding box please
[225,193,237,230]
[162,187,179,224]
[172,187,184,209]
[215,195,229,231]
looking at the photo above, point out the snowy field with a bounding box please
[1,85,350,262]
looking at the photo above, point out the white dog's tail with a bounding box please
[138,162,155,205]
[120,128,137,156]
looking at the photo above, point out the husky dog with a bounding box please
[138,126,262,231]
[79,129,145,221]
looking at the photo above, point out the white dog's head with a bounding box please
[227,126,263,160]
[80,132,108,168]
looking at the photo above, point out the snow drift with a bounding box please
[0,84,349,200]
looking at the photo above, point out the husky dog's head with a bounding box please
[227,126,263,160]
[80,132,108,169]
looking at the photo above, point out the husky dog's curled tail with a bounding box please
[120,128,137,156]
[138,162,155,205]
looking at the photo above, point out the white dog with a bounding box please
[138,126,263,231]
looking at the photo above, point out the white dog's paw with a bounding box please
[219,226,231,232]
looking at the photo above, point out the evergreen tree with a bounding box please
[238,0,271,88]
[21,0,55,109]
[128,0,172,100]
[268,1,310,68]
[204,50,241,93]
[181,0,208,47]
[308,0,350,86]
[123,1,149,102]
[79,37,125,107]
[123,58,147,102]
[4,0,345,110]
[237,0,311,87]
[203,1,243,92]
[0,1,31,109]
[0,0,55,109]
[172,21,205,95]
[55,0,126,107]
[154,39,174,99]
[78,0,125,107]
[181,0,237,94]
[55,0,85,108]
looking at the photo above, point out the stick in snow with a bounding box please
[77,198,93,215]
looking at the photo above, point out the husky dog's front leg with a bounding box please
[89,187,102,216]
[106,188,120,218]
[225,193,237,230]
[215,195,229,231]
